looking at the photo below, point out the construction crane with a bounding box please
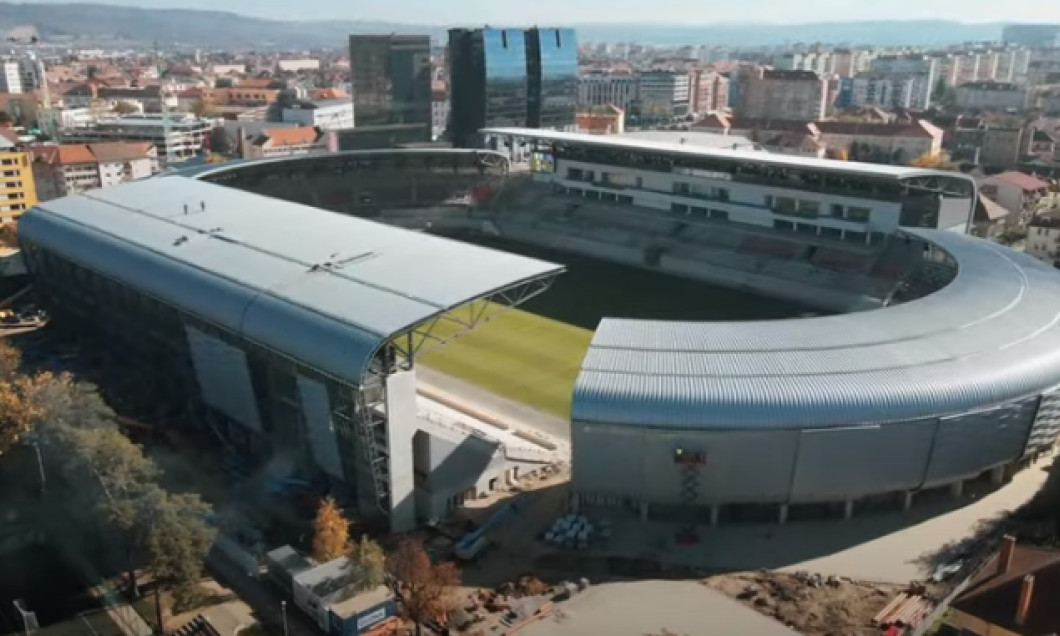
[154,41,175,169]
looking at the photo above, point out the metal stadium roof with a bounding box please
[482,127,970,182]
[19,175,563,383]
[573,229,1060,430]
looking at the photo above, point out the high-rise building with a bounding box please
[525,28,578,130]
[635,71,690,120]
[0,62,23,94]
[448,27,578,148]
[578,73,639,111]
[449,27,529,147]
[348,34,432,142]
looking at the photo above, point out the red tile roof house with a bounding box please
[946,536,1060,636]
[979,171,1056,226]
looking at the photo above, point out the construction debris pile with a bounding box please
[456,576,587,635]
[706,571,906,636]
[871,584,935,634]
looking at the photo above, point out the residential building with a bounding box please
[209,64,246,77]
[0,61,23,94]
[577,73,639,112]
[525,27,578,131]
[980,170,1055,225]
[1026,211,1060,265]
[0,131,38,222]
[1003,24,1060,48]
[57,107,96,130]
[281,99,355,132]
[695,114,943,164]
[241,127,336,159]
[576,104,625,135]
[635,71,690,121]
[349,34,432,143]
[1028,129,1058,162]
[691,70,729,115]
[740,69,827,121]
[205,87,282,107]
[956,81,1030,112]
[867,55,937,110]
[431,83,449,141]
[945,536,1060,635]
[276,59,321,73]
[844,75,917,110]
[60,114,211,166]
[28,142,157,201]
[952,126,1027,169]
[0,92,40,128]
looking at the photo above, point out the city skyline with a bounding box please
[24,0,1060,25]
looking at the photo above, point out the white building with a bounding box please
[60,114,212,166]
[277,59,321,73]
[486,128,979,240]
[1026,213,1060,266]
[281,99,355,132]
[955,82,1030,112]
[28,142,158,201]
[56,107,97,130]
[636,71,690,120]
[431,93,450,141]
[863,55,936,110]
[0,61,23,94]
[578,73,640,112]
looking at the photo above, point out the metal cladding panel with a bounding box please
[17,198,257,330]
[20,169,562,384]
[674,429,799,504]
[185,325,263,433]
[924,399,1037,486]
[1026,387,1060,454]
[573,229,1060,431]
[790,421,936,502]
[571,423,648,499]
[297,375,346,479]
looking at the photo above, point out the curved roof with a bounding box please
[573,229,1060,430]
[19,173,562,384]
[481,127,975,183]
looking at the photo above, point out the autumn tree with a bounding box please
[112,101,139,115]
[350,535,386,591]
[311,497,349,562]
[386,537,460,635]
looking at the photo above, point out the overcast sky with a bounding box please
[29,0,1060,24]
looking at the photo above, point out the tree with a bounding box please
[112,101,139,115]
[145,490,215,627]
[311,497,349,562]
[208,127,232,155]
[386,537,460,636]
[350,535,386,591]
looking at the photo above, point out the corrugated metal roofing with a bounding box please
[19,175,562,383]
[573,229,1060,430]
[481,127,974,182]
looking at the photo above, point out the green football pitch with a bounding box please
[418,303,593,418]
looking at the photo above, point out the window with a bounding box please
[711,209,729,222]
[771,196,797,213]
[671,203,689,214]
[617,195,633,205]
[567,167,584,181]
[774,220,795,231]
[846,207,871,222]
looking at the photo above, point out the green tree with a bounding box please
[112,101,139,115]
[350,535,386,591]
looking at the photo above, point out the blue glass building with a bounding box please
[526,28,579,130]
[448,27,578,148]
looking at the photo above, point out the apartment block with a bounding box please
[578,73,639,112]
[27,142,157,201]
[740,69,827,121]
[955,82,1030,112]
[0,131,38,222]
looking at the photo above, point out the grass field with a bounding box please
[418,303,593,418]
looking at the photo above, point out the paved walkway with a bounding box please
[589,455,1054,584]
[206,550,317,636]
[520,580,799,636]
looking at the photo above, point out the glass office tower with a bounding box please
[526,28,578,130]
[449,28,530,148]
[349,34,432,142]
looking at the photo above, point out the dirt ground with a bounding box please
[705,572,906,636]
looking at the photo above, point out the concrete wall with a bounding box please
[385,370,418,533]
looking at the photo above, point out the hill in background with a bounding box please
[0,2,1007,49]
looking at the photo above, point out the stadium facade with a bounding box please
[20,135,1060,528]
[18,153,563,531]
